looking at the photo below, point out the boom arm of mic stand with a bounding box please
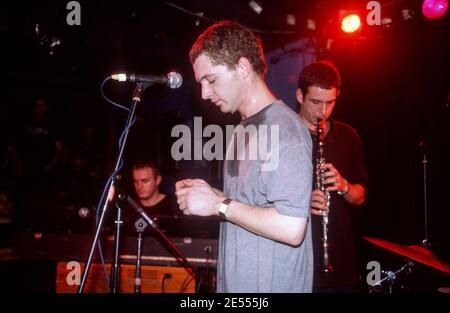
[120,194,200,283]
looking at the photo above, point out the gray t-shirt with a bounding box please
[217,100,313,293]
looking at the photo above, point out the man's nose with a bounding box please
[201,84,211,100]
[321,103,327,116]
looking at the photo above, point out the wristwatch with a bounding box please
[218,198,232,219]
[337,181,349,196]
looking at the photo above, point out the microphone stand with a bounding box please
[421,148,429,248]
[417,136,430,248]
[78,82,149,293]
[134,218,148,293]
[119,194,199,289]
[109,200,124,293]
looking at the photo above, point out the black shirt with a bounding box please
[310,120,368,288]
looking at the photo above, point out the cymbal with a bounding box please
[363,236,450,274]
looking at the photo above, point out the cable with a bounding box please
[91,113,135,288]
[92,157,125,287]
[93,170,118,287]
[196,273,202,293]
[180,272,195,293]
[100,77,131,112]
[80,75,129,290]
[164,1,296,35]
[118,115,136,149]
[162,273,172,293]
[164,1,216,23]
[83,73,141,290]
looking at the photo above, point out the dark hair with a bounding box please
[189,20,267,76]
[298,61,341,96]
[132,159,160,178]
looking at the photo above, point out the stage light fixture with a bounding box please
[422,0,448,19]
[341,14,361,33]
[248,1,263,15]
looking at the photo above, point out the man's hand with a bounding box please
[320,163,349,193]
[107,185,115,202]
[310,189,329,216]
[316,163,366,206]
[175,179,223,216]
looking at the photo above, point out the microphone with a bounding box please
[111,71,182,89]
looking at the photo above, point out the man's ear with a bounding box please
[296,88,304,104]
[156,175,162,186]
[237,57,252,79]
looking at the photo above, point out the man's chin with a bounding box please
[219,105,231,113]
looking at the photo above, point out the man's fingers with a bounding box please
[107,186,115,202]
[175,187,189,198]
[193,178,208,185]
[321,163,334,171]
[176,179,209,191]
[311,193,325,202]
[175,179,197,189]
[176,194,185,205]
[178,201,187,211]
[323,177,337,186]
[326,185,339,192]
[175,179,191,191]
[312,189,325,196]
[311,199,327,210]
[321,170,336,178]
[311,209,325,216]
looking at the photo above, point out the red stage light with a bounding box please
[422,0,448,19]
[341,14,361,33]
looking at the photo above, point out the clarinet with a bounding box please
[315,119,334,273]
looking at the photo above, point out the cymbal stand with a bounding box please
[369,261,414,293]
[418,136,430,248]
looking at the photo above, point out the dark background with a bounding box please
[0,0,448,292]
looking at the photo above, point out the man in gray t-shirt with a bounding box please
[175,21,313,292]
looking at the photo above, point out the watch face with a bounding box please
[219,204,227,215]
[219,199,231,217]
